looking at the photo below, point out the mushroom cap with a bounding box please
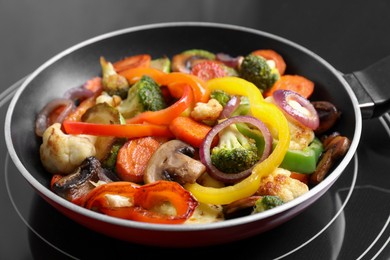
[144,140,206,184]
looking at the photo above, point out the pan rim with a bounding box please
[4,21,362,233]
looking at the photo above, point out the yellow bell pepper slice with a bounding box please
[206,77,264,107]
[184,77,290,205]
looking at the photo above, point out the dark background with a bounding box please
[1,0,390,90]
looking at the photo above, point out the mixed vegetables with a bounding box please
[36,48,351,225]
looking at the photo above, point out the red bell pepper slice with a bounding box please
[129,181,198,224]
[62,120,174,138]
[125,84,193,125]
[159,72,209,103]
[84,181,140,219]
[84,181,198,224]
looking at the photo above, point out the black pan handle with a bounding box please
[343,56,390,119]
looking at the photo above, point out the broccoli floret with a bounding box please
[100,57,130,99]
[253,195,284,213]
[117,75,166,118]
[211,123,259,173]
[239,54,280,92]
[210,90,231,107]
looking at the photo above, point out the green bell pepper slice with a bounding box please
[237,123,323,174]
[279,138,323,174]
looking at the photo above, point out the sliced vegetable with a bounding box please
[272,89,319,130]
[144,140,205,184]
[169,116,213,148]
[130,180,199,224]
[215,53,243,69]
[171,49,216,73]
[185,79,290,205]
[64,96,97,122]
[63,120,173,138]
[312,101,341,135]
[190,60,227,81]
[116,137,163,183]
[125,84,193,125]
[120,67,166,85]
[150,56,171,73]
[52,156,115,206]
[159,72,209,103]
[252,49,286,75]
[84,181,140,217]
[82,77,103,93]
[279,137,323,174]
[101,139,126,171]
[81,102,124,161]
[113,54,151,73]
[84,180,198,224]
[35,98,74,137]
[264,75,314,98]
[117,75,167,119]
[206,77,264,107]
[200,116,272,184]
[290,172,310,185]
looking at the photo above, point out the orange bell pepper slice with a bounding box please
[120,67,209,103]
[120,67,166,84]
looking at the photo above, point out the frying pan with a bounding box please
[4,22,388,247]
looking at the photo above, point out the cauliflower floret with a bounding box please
[190,98,223,122]
[185,203,224,224]
[288,120,315,150]
[265,96,314,150]
[95,91,122,107]
[40,123,96,175]
[257,168,309,202]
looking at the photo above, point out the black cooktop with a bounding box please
[1,78,389,259]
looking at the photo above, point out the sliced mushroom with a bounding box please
[144,140,206,185]
[52,156,118,205]
[312,101,341,135]
[223,195,262,219]
[171,49,215,73]
[310,132,351,185]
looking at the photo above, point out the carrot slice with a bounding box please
[252,49,286,75]
[115,137,164,183]
[113,54,151,73]
[264,75,314,99]
[169,116,212,148]
[290,172,310,185]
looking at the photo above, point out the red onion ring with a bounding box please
[64,86,94,101]
[218,95,240,119]
[200,115,272,184]
[35,98,75,137]
[272,89,319,130]
[215,53,243,68]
